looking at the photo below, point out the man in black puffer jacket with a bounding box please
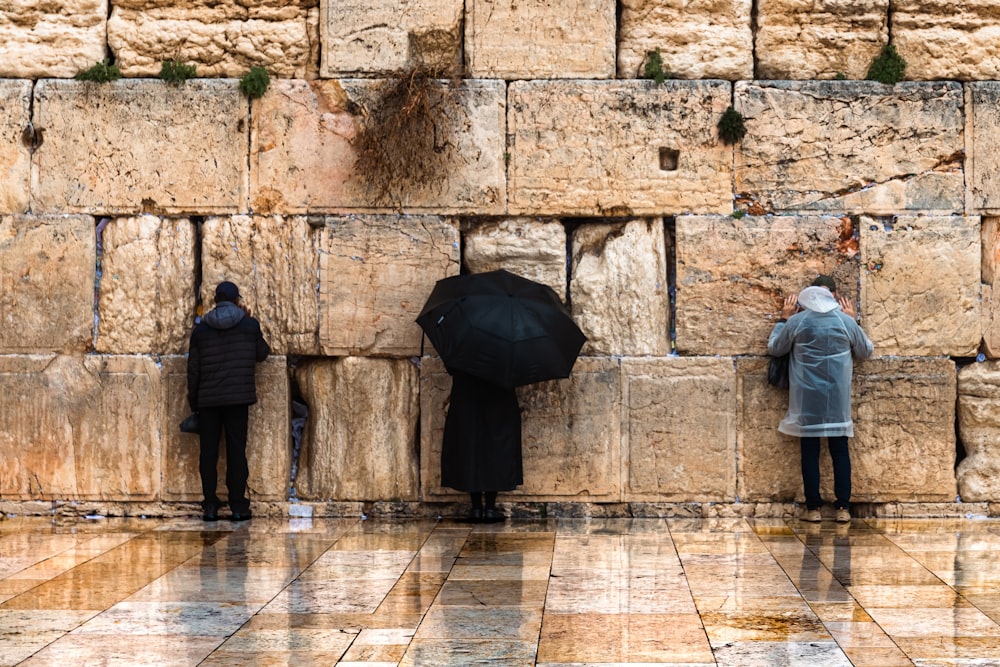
[187,281,270,521]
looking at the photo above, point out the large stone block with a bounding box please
[420,356,621,501]
[675,215,859,356]
[201,216,320,356]
[570,219,669,356]
[957,361,1000,502]
[507,80,733,216]
[894,0,1000,80]
[755,0,888,80]
[160,355,290,503]
[295,357,419,501]
[108,0,319,78]
[320,0,462,76]
[983,218,1000,358]
[966,83,1000,215]
[463,218,567,297]
[31,80,248,215]
[96,217,197,355]
[739,357,958,503]
[0,355,160,500]
[318,215,459,357]
[250,79,505,214]
[0,215,95,354]
[735,81,965,214]
[622,357,737,502]
[466,0,615,79]
[860,215,980,357]
[618,0,752,81]
[0,0,107,78]
[0,81,32,214]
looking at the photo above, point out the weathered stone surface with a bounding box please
[966,83,1000,215]
[320,0,462,76]
[96,217,197,355]
[467,0,615,79]
[755,0,888,80]
[0,215,95,354]
[463,218,567,297]
[201,216,320,356]
[0,81,31,215]
[318,215,459,356]
[675,215,859,356]
[957,361,1000,502]
[618,0,753,81]
[739,357,958,503]
[735,81,965,214]
[894,0,1000,81]
[570,219,669,356]
[160,355,290,504]
[31,79,247,215]
[250,79,505,214]
[295,357,419,501]
[983,218,1000,358]
[0,355,160,500]
[0,0,107,78]
[420,356,621,501]
[108,1,319,79]
[622,357,737,502]
[507,80,732,216]
[860,215,980,357]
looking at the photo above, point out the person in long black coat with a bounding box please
[441,371,522,522]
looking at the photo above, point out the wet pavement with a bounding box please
[2,515,1000,666]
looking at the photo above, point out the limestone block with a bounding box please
[295,357,419,501]
[250,79,505,214]
[0,81,31,214]
[957,362,1000,501]
[860,215,980,357]
[894,0,1000,80]
[420,356,621,501]
[508,80,732,216]
[463,218,567,297]
[966,83,1000,215]
[466,0,615,79]
[0,355,160,501]
[0,215,95,353]
[738,357,958,503]
[108,1,319,79]
[160,355,290,503]
[735,81,965,214]
[675,215,859,356]
[570,219,669,356]
[983,218,1000,357]
[0,0,107,78]
[755,0,888,80]
[318,215,459,356]
[31,79,248,215]
[320,0,462,76]
[201,216,320,356]
[96,217,197,355]
[618,0,752,81]
[622,357,737,502]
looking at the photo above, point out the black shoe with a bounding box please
[202,504,219,522]
[230,511,252,522]
[466,508,484,523]
[483,508,506,523]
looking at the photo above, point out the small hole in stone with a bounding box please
[659,147,679,171]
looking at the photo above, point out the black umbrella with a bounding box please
[416,269,587,388]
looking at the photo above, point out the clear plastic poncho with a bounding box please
[767,286,874,437]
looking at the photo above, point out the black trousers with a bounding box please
[198,404,250,513]
[800,435,851,511]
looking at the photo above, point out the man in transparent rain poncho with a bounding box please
[768,275,874,524]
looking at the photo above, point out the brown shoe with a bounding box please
[802,509,822,523]
[835,508,851,523]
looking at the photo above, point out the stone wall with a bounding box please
[4,0,1000,517]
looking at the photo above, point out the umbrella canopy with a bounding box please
[416,269,587,388]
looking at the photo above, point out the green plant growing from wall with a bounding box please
[159,60,197,86]
[642,48,669,84]
[718,107,747,145]
[834,72,847,80]
[239,66,270,99]
[730,210,746,219]
[75,60,122,83]
[866,44,906,84]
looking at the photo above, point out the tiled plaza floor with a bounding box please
[2,515,1000,666]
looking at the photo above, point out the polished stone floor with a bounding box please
[2,515,1000,666]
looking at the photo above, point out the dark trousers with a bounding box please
[800,436,851,511]
[199,404,250,513]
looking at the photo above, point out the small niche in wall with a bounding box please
[659,147,679,171]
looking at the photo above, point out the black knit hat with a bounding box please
[215,281,240,302]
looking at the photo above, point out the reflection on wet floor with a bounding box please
[2,515,1000,665]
